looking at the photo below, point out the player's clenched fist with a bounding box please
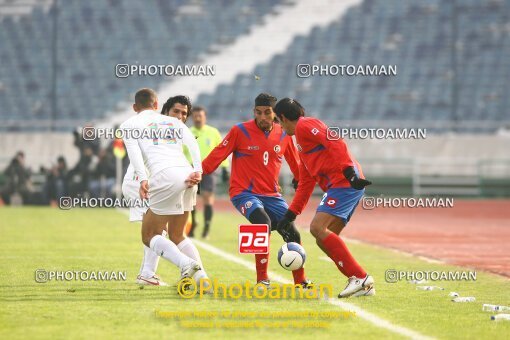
[185,171,202,187]
[343,166,372,190]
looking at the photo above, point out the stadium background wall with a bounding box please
[1,132,508,198]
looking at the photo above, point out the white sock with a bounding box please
[177,238,203,265]
[177,238,207,280]
[149,235,193,269]
[139,246,160,278]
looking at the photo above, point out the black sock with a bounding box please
[189,209,197,235]
[203,204,213,237]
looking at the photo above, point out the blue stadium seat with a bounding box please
[1,0,508,132]
[0,0,283,131]
[195,0,509,132]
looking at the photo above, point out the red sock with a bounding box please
[292,267,306,284]
[321,232,366,278]
[255,253,269,282]
[291,242,307,284]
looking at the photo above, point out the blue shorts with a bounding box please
[231,192,288,224]
[316,187,364,224]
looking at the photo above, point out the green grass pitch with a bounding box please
[1,207,509,339]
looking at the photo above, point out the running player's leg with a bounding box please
[189,209,197,237]
[137,213,163,285]
[167,212,189,245]
[200,173,216,238]
[169,186,208,282]
[231,193,269,284]
[262,196,309,285]
[142,209,195,270]
[310,188,374,297]
[189,184,199,237]
[122,179,164,285]
[310,212,366,278]
[247,208,271,284]
[143,168,200,278]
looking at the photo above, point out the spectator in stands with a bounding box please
[73,125,100,156]
[1,151,32,205]
[89,149,116,198]
[67,146,96,197]
[44,156,68,206]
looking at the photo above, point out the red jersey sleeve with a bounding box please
[288,160,316,215]
[283,136,300,180]
[202,126,238,175]
[299,119,355,170]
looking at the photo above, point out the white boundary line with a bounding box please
[192,238,434,340]
[116,209,432,339]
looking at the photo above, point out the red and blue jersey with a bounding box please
[289,117,364,215]
[202,119,300,199]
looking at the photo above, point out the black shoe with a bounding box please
[300,279,314,289]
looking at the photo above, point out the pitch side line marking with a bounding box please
[116,209,432,339]
[192,238,434,340]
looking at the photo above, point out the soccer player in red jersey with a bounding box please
[202,93,311,288]
[274,98,375,298]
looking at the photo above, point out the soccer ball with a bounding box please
[278,242,306,271]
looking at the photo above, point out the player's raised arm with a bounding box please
[202,126,238,175]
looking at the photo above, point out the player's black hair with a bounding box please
[254,93,277,108]
[161,95,192,118]
[273,98,305,121]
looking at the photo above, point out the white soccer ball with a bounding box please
[278,242,306,271]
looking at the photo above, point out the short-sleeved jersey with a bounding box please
[288,117,364,215]
[202,119,300,198]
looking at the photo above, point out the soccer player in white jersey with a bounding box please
[122,95,206,286]
[121,88,204,282]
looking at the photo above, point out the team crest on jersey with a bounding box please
[274,145,281,153]
[245,201,253,209]
[222,139,229,146]
[248,146,259,150]
[296,144,302,152]
[311,128,319,135]
[326,198,337,208]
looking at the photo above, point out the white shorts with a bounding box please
[122,171,197,222]
[148,167,195,216]
[122,179,148,222]
[183,184,198,211]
